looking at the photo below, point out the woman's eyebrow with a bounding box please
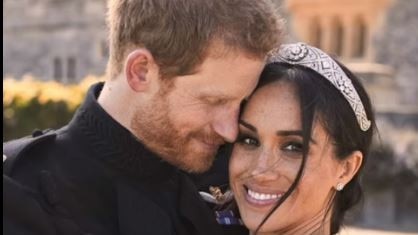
[240,120,318,144]
[239,119,257,133]
[276,130,302,136]
[277,130,317,144]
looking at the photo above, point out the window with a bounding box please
[67,57,76,82]
[353,17,367,58]
[309,17,322,49]
[335,20,344,56]
[330,17,344,57]
[100,40,109,58]
[53,57,63,81]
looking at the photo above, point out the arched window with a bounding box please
[53,57,63,81]
[353,17,367,58]
[67,57,76,82]
[331,17,344,56]
[309,17,322,49]
[100,40,109,58]
[335,20,344,56]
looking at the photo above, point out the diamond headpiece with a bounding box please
[267,42,371,131]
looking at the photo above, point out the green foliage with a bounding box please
[3,76,102,141]
[3,98,75,141]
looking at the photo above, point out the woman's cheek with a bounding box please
[230,147,256,175]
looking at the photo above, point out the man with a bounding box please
[3,0,283,234]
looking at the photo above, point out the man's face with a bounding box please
[132,50,265,173]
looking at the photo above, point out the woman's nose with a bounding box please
[250,150,280,182]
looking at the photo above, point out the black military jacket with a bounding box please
[3,83,224,235]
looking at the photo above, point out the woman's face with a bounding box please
[229,81,341,233]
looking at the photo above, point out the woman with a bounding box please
[227,43,375,234]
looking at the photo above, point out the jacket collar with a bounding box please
[68,82,222,234]
[67,82,176,182]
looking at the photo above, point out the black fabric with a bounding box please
[3,175,56,235]
[3,82,224,235]
[188,144,232,193]
[3,131,57,175]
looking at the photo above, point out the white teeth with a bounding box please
[247,189,282,201]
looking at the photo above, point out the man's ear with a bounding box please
[124,48,158,92]
[334,151,363,190]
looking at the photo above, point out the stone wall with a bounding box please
[3,0,108,82]
[374,0,418,106]
[279,0,418,231]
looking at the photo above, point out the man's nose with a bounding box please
[212,106,239,143]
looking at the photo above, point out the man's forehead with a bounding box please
[197,85,254,101]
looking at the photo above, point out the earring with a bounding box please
[336,182,344,191]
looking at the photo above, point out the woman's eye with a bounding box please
[237,136,259,147]
[243,138,257,146]
[282,142,303,152]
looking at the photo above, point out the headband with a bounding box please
[267,42,371,131]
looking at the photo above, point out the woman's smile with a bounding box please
[243,184,285,207]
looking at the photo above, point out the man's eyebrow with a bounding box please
[239,119,257,132]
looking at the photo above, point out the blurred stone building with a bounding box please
[3,0,418,231]
[3,0,108,83]
[279,0,418,231]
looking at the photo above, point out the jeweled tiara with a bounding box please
[267,42,371,131]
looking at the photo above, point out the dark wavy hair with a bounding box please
[251,61,375,234]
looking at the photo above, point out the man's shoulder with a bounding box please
[3,128,85,235]
[3,128,62,175]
